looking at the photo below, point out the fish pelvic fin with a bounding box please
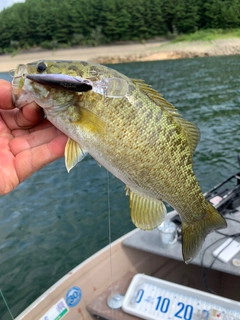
[182,201,227,264]
[126,187,167,230]
[65,137,88,172]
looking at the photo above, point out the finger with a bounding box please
[0,80,15,110]
[0,104,44,131]
[12,118,54,137]
[0,79,44,129]
[14,103,44,128]
[15,134,68,183]
[10,126,67,155]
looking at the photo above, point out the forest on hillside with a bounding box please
[0,0,240,53]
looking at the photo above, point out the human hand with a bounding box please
[0,79,67,194]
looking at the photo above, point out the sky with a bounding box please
[0,0,25,11]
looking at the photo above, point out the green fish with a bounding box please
[11,60,227,263]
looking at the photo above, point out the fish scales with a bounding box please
[11,60,227,263]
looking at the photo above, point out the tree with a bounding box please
[175,0,200,33]
[204,0,240,29]
[144,0,167,37]
[161,0,179,33]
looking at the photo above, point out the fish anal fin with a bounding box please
[73,107,105,135]
[65,137,88,172]
[126,187,167,230]
[182,201,227,264]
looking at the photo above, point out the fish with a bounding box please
[11,60,227,263]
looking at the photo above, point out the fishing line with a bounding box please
[107,170,115,320]
[0,288,14,320]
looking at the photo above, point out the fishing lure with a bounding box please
[26,73,129,98]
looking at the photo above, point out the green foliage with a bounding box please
[204,0,240,29]
[172,28,240,42]
[0,0,240,53]
[40,40,59,50]
[175,0,200,33]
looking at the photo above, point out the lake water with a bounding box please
[0,55,240,318]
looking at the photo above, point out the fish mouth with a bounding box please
[11,64,54,109]
[11,64,28,88]
[11,64,32,108]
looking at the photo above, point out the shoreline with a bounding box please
[1,38,240,72]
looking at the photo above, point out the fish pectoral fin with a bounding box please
[181,201,227,264]
[73,107,105,135]
[126,187,167,230]
[65,137,88,172]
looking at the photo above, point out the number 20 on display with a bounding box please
[136,289,193,320]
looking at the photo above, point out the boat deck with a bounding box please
[16,210,240,320]
[87,254,239,319]
[87,211,240,319]
[123,212,240,277]
[87,271,136,319]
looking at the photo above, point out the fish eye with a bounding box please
[37,62,47,73]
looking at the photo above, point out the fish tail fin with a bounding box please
[182,201,227,264]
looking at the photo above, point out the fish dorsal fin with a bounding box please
[176,118,200,155]
[65,137,88,172]
[131,79,200,155]
[131,79,179,116]
[126,187,167,230]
